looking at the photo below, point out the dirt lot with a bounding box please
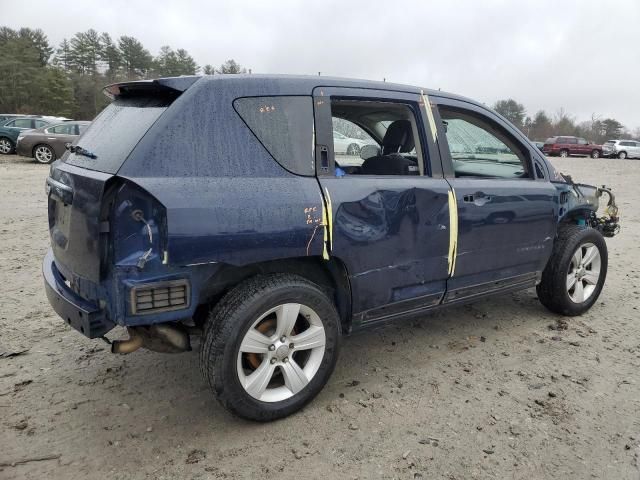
[1,154,639,480]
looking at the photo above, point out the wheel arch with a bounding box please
[196,256,353,333]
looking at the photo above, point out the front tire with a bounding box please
[618,151,627,159]
[200,274,341,421]
[559,149,569,158]
[537,225,608,316]
[591,150,600,159]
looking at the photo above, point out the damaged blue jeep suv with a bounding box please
[44,75,619,421]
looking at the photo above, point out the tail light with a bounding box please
[111,181,167,270]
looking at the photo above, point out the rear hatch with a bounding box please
[47,79,194,283]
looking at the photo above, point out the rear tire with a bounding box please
[200,274,341,421]
[537,225,608,316]
[559,149,569,158]
[33,144,55,164]
[0,137,14,154]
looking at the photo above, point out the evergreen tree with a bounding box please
[69,29,102,75]
[118,35,153,79]
[99,32,122,79]
[216,59,246,74]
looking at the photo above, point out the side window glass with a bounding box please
[34,120,47,128]
[78,124,88,134]
[439,107,530,179]
[330,100,423,176]
[578,138,588,145]
[4,120,15,127]
[332,118,378,167]
[13,119,32,128]
[234,96,314,176]
[51,124,69,134]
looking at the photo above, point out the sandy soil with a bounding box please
[1,154,639,480]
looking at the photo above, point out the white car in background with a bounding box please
[332,130,375,155]
[602,139,640,159]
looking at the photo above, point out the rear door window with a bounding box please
[11,119,32,128]
[234,96,315,176]
[65,95,171,174]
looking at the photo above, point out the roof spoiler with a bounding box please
[103,76,200,99]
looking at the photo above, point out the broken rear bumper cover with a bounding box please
[43,249,115,338]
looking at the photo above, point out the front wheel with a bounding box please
[559,149,569,158]
[537,225,608,316]
[591,150,600,159]
[618,151,627,159]
[200,274,341,421]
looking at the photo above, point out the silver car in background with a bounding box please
[602,139,640,159]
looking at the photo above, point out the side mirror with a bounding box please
[360,144,380,160]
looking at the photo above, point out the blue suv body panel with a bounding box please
[43,74,604,339]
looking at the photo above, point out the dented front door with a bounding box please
[313,86,451,326]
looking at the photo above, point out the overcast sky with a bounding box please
[6,0,640,129]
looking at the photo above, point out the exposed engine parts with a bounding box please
[591,186,620,237]
[558,178,620,238]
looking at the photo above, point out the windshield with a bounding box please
[64,95,171,174]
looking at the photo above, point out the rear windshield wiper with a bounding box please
[65,143,97,159]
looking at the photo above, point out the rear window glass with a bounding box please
[64,95,170,174]
[49,123,76,134]
[234,96,314,176]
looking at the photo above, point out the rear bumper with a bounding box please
[43,249,115,338]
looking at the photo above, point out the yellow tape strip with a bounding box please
[447,188,458,277]
[421,90,438,143]
[321,188,333,260]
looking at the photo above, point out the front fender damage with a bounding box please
[556,177,620,237]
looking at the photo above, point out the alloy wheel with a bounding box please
[0,138,12,154]
[236,303,326,402]
[34,145,54,164]
[566,242,601,303]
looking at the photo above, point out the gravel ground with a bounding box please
[1,154,639,480]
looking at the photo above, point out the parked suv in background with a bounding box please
[542,136,603,158]
[44,75,619,421]
[602,139,640,159]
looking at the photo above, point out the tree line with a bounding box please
[493,99,638,143]
[0,26,248,120]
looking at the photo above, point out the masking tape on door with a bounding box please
[421,90,438,143]
[447,188,458,277]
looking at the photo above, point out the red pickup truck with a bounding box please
[542,136,603,158]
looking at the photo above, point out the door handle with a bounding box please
[463,192,492,206]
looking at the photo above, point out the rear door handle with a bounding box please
[463,191,492,206]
